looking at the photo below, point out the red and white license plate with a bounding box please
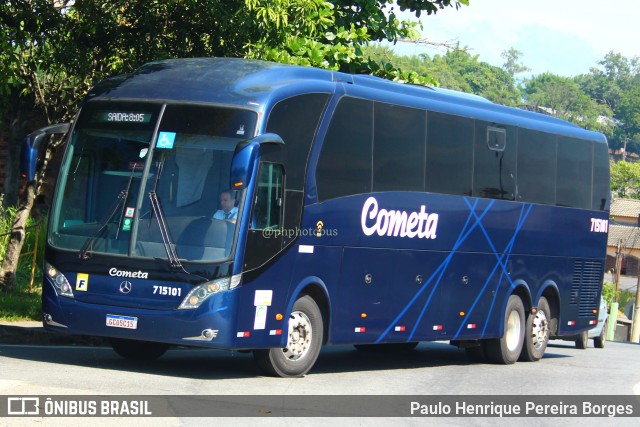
[106,314,138,329]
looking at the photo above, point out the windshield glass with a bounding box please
[50,101,257,262]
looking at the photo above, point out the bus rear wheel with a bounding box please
[254,295,323,377]
[484,295,525,364]
[111,338,169,361]
[519,296,550,362]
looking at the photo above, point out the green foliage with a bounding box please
[0,198,45,293]
[362,44,520,105]
[617,289,636,312]
[523,73,613,134]
[243,0,441,85]
[602,283,637,314]
[610,160,640,199]
[501,48,530,80]
[578,52,640,151]
[602,283,615,307]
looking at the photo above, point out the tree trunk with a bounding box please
[0,181,36,291]
[2,101,28,209]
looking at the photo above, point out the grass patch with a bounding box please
[0,287,42,321]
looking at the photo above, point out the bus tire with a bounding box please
[519,296,551,362]
[111,338,169,361]
[484,295,525,364]
[253,295,323,377]
[575,331,588,349]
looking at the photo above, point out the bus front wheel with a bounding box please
[253,295,323,377]
[484,295,525,364]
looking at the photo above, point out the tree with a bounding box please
[0,1,78,290]
[578,51,638,113]
[610,160,640,199]
[613,74,640,152]
[522,73,613,135]
[577,51,639,151]
[391,48,521,105]
[501,47,530,80]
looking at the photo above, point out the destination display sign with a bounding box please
[93,112,153,123]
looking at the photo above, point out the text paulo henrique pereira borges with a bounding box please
[410,400,634,417]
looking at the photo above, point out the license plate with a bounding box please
[106,314,138,329]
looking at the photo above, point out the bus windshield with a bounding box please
[49,102,257,263]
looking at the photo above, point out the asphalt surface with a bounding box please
[0,320,106,346]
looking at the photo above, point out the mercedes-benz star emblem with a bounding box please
[119,281,132,294]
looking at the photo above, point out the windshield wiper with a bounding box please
[78,190,128,259]
[146,152,183,269]
[78,168,136,259]
[148,191,183,269]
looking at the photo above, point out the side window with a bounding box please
[316,97,373,201]
[266,94,330,190]
[473,123,516,200]
[517,129,556,205]
[487,126,507,151]
[556,137,593,209]
[251,163,284,230]
[58,154,91,227]
[592,142,610,211]
[426,112,474,196]
[373,102,426,192]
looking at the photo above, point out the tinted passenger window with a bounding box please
[426,112,473,196]
[473,123,516,200]
[517,129,556,205]
[373,103,426,192]
[556,137,593,209]
[316,98,373,201]
[592,142,610,211]
[266,94,330,190]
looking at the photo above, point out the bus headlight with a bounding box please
[45,262,74,298]
[178,274,241,309]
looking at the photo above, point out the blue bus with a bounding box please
[23,58,609,377]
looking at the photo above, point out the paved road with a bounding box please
[1,338,639,426]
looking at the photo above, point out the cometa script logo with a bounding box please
[108,268,149,279]
[361,197,438,239]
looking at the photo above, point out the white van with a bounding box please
[574,297,608,349]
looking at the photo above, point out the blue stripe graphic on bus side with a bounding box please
[374,198,533,343]
[373,198,482,343]
[480,203,532,337]
[453,201,533,340]
[405,198,495,341]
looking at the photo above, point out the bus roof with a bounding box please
[87,57,606,143]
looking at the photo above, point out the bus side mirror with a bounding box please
[230,133,284,190]
[20,123,71,181]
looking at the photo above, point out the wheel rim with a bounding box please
[530,309,549,350]
[281,311,312,361]
[505,310,522,352]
